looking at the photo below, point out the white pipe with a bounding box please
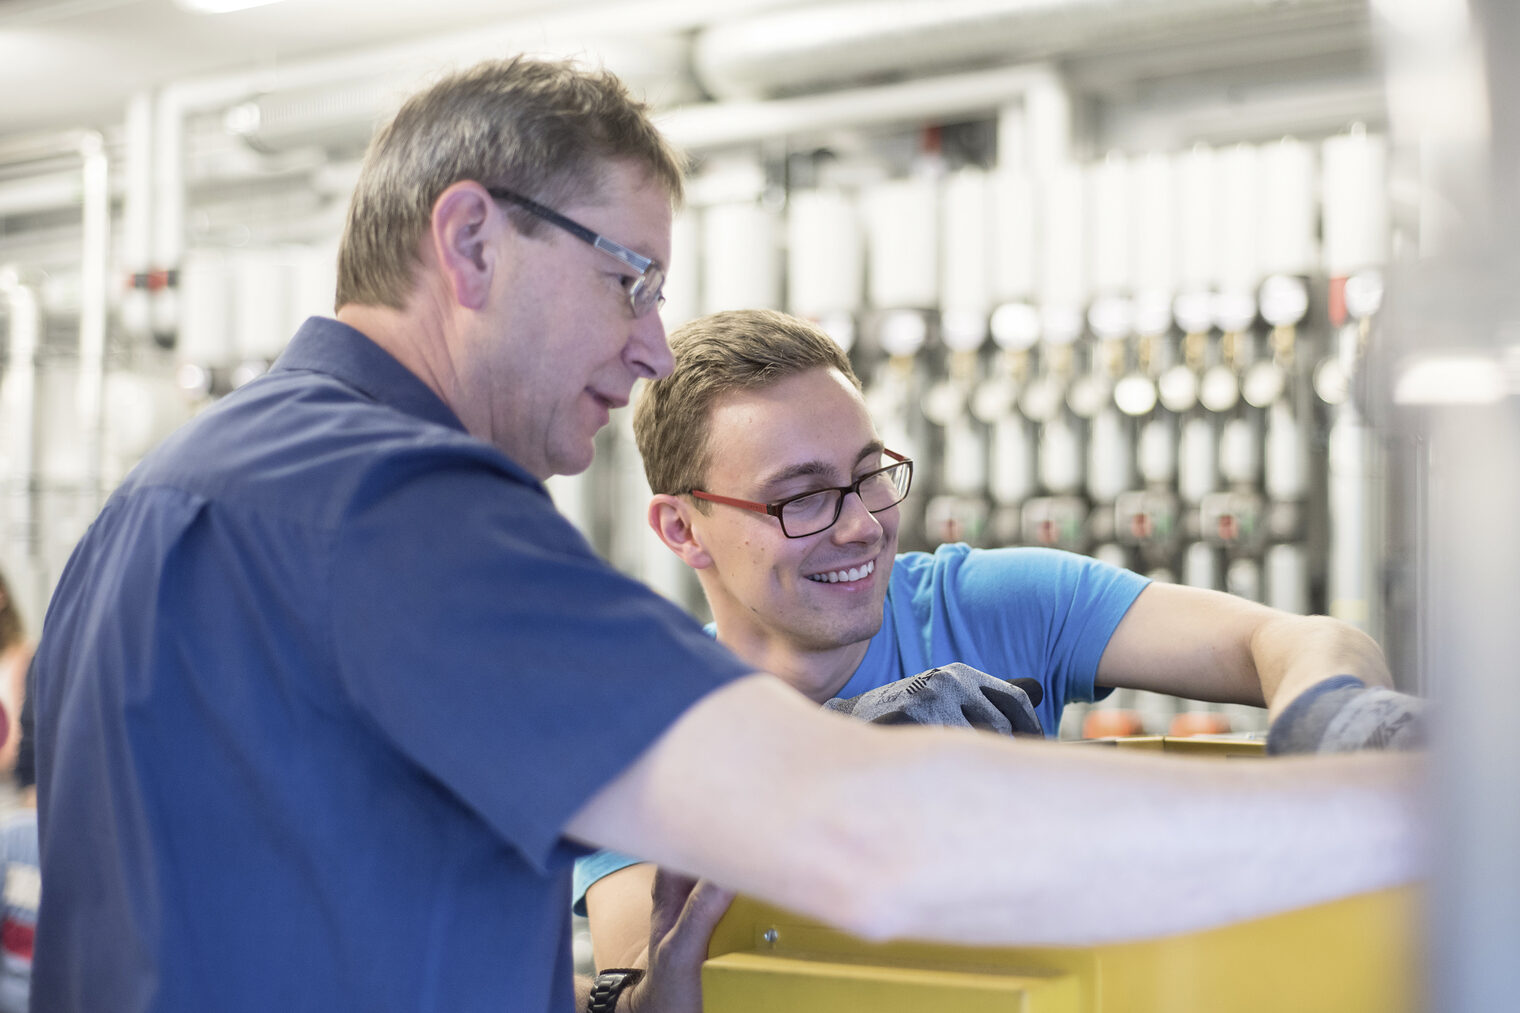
[152,89,185,315]
[121,91,154,342]
[123,93,153,270]
[692,0,1363,102]
[77,132,110,512]
[1326,323,1382,638]
[0,174,81,218]
[123,18,699,348]
[1089,153,1131,296]
[660,64,1061,152]
[1024,72,1076,174]
[0,129,99,165]
[0,275,40,600]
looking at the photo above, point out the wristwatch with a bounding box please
[586,967,645,1013]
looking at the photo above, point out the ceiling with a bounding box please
[1,0,1385,147]
[0,0,758,138]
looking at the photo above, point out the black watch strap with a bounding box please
[587,967,645,1013]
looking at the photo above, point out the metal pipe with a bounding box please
[692,0,1365,102]
[77,131,110,514]
[661,63,1062,152]
[0,271,41,623]
[0,128,100,166]
[121,91,154,343]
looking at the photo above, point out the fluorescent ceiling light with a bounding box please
[174,0,289,13]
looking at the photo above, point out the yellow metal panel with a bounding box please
[1078,735,1267,758]
[704,951,1083,1012]
[706,888,1419,1013]
[1148,735,1265,758]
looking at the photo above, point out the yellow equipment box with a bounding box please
[705,888,1418,1012]
[705,736,1413,1011]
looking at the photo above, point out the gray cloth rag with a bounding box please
[1266,675,1429,755]
[824,662,1045,738]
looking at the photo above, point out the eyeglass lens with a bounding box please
[631,265,665,317]
[780,461,911,537]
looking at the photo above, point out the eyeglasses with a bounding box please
[690,450,913,538]
[487,187,666,318]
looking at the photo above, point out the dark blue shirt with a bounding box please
[32,317,749,1012]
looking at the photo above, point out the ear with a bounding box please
[429,182,497,310]
[648,494,714,570]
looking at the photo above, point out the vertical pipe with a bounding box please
[0,276,42,622]
[1321,130,1390,640]
[122,91,154,342]
[77,132,110,514]
[152,90,186,344]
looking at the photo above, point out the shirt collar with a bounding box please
[271,316,466,434]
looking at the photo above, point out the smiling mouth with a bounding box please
[806,559,876,584]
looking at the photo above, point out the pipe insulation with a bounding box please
[692,0,1367,102]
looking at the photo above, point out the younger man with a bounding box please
[579,308,1404,968]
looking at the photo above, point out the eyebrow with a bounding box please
[755,441,886,495]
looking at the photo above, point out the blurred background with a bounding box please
[0,1,1514,1005]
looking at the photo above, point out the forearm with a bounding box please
[569,677,1424,950]
[789,729,1423,947]
[586,863,657,970]
[1250,614,1393,720]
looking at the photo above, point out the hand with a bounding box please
[623,868,735,1013]
[1266,676,1429,755]
[823,662,1045,737]
[1250,614,1393,721]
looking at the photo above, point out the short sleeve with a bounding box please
[572,850,646,917]
[948,546,1148,707]
[332,457,753,872]
[851,545,1149,731]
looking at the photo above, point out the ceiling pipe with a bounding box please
[125,20,695,349]
[660,63,1064,154]
[691,0,1368,102]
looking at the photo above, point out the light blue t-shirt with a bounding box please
[573,542,1150,914]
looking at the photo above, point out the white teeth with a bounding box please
[807,559,875,584]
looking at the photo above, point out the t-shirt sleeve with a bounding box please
[946,546,1149,711]
[572,850,646,917]
[331,458,754,873]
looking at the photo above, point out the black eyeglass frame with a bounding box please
[690,449,913,539]
[487,186,666,318]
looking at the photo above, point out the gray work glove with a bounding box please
[1266,675,1429,755]
[824,662,1045,738]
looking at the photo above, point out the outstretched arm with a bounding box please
[566,674,1422,947]
[1095,581,1393,719]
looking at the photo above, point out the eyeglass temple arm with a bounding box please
[689,490,778,516]
[490,188,599,245]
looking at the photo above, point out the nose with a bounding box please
[830,490,886,544]
[627,310,673,380]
